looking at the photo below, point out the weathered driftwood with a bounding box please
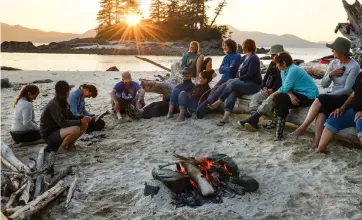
[65,175,78,208]
[181,162,215,197]
[135,56,171,72]
[44,166,73,191]
[4,206,22,215]
[1,143,30,173]
[9,180,68,220]
[1,155,18,172]
[335,0,362,55]
[19,177,32,204]
[27,159,36,172]
[42,151,55,174]
[141,80,173,97]
[6,183,27,209]
[33,147,45,199]
[235,95,360,145]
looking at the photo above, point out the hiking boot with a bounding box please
[238,111,260,132]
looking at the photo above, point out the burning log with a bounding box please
[9,180,68,220]
[180,162,216,197]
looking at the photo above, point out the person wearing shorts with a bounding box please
[40,81,91,153]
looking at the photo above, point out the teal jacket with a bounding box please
[181,52,199,73]
[278,64,319,99]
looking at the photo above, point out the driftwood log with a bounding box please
[9,180,68,220]
[44,166,73,191]
[1,143,30,173]
[33,147,45,199]
[65,175,78,208]
[180,162,215,197]
[234,95,360,145]
[135,56,171,72]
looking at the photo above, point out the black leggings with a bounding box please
[275,93,314,118]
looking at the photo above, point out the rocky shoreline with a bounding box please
[1,39,270,56]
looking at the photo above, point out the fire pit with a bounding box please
[152,153,259,207]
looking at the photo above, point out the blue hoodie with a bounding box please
[219,52,242,81]
[68,88,93,117]
[278,64,319,99]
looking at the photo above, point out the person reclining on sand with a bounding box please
[265,52,319,140]
[196,39,241,118]
[40,81,91,153]
[10,84,44,148]
[181,41,212,80]
[208,39,262,126]
[110,72,145,119]
[69,84,106,133]
[129,71,196,119]
[316,71,362,153]
[238,44,284,131]
[167,70,214,121]
[289,37,360,148]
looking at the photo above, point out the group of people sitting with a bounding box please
[8,37,362,154]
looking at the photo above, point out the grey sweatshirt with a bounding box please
[11,97,39,131]
[321,59,360,96]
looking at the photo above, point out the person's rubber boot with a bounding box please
[239,111,260,132]
[238,111,256,125]
[262,110,277,130]
[274,116,286,141]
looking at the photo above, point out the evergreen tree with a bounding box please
[96,0,114,31]
[150,0,165,23]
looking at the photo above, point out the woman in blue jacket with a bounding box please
[269,52,319,140]
[208,39,262,126]
[69,84,106,133]
[196,39,241,118]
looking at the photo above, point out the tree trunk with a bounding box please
[8,181,68,220]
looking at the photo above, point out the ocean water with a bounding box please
[1,47,332,71]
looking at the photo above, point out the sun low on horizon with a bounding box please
[126,14,142,26]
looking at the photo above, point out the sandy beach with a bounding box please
[1,70,362,220]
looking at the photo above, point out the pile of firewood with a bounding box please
[1,142,78,219]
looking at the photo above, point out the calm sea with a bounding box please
[1,48,332,71]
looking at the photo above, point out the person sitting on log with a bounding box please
[69,84,106,133]
[237,44,284,131]
[181,41,212,79]
[110,72,146,119]
[207,39,262,126]
[10,84,44,148]
[196,39,242,119]
[289,37,360,148]
[40,81,91,153]
[167,70,214,121]
[267,52,319,140]
[316,71,362,153]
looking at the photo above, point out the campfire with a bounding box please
[152,153,259,207]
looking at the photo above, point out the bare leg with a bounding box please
[206,59,212,71]
[68,122,88,149]
[312,113,326,148]
[13,139,45,148]
[316,128,335,153]
[167,105,174,119]
[58,126,81,153]
[178,108,186,121]
[209,99,222,109]
[291,98,322,136]
[221,111,231,123]
[196,54,204,76]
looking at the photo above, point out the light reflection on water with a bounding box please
[2,48,331,71]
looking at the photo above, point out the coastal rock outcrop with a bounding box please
[1,41,36,50]
[1,78,11,88]
[106,66,119,71]
[1,66,22,71]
